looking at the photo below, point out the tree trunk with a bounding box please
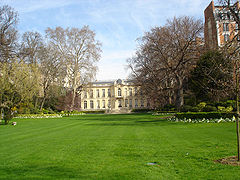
[34,96,39,109]
[175,76,184,111]
[40,96,46,111]
[70,87,76,112]
[40,87,47,111]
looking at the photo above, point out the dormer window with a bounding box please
[116,79,122,84]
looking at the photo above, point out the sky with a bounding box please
[1,0,212,81]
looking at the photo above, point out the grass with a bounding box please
[0,113,239,179]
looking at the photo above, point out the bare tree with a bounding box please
[19,31,44,64]
[38,43,66,110]
[45,26,102,111]
[128,16,203,110]
[0,5,18,62]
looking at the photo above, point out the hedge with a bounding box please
[61,110,105,114]
[175,112,237,120]
[131,109,153,112]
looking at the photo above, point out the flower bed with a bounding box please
[168,116,236,123]
[14,114,62,119]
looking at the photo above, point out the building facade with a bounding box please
[204,1,240,48]
[81,79,150,113]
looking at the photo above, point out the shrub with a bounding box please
[197,102,207,111]
[191,107,199,112]
[180,105,193,112]
[217,106,233,112]
[162,104,176,111]
[202,105,217,112]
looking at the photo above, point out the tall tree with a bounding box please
[128,16,203,110]
[0,5,18,62]
[45,26,101,111]
[0,61,40,124]
[189,50,234,102]
[38,43,66,110]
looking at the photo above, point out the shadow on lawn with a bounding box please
[0,165,86,179]
[86,118,177,126]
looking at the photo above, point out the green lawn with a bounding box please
[0,114,239,179]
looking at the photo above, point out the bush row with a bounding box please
[131,109,153,112]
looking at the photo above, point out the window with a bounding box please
[84,91,87,98]
[134,87,138,95]
[108,100,111,108]
[97,100,100,109]
[141,99,144,107]
[135,99,138,107]
[118,88,122,96]
[147,99,150,107]
[129,88,132,96]
[224,34,230,42]
[223,23,229,31]
[102,89,105,97]
[238,34,240,41]
[102,100,105,108]
[125,99,128,107]
[84,101,87,109]
[118,100,122,107]
[90,89,93,98]
[90,100,94,109]
[108,89,111,97]
[97,89,100,97]
[129,99,132,108]
[125,88,128,96]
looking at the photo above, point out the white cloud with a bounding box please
[1,0,75,13]
[101,50,134,61]
[96,50,134,80]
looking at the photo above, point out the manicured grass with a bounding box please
[0,114,239,179]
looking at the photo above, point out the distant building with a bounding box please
[204,0,240,48]
[81,79,150,113]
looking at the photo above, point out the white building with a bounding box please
[81,79,150,113]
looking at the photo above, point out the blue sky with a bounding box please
[1,0,211,80]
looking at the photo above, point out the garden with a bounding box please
[0,113,239,179]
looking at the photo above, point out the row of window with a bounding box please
[83,87,142,98]
[83,99,150,109]
[222,23,238,32]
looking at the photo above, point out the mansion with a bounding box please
[81,79,150,113]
